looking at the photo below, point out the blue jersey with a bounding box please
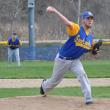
[8,36,20,49]
[8,37,20,45]
[59,23,93,59]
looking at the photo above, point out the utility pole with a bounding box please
[11,0,20,34]
[28,0,36,60]
[78,0,81,24]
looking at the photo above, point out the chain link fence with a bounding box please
[0,0,110,60]
[0,0,110,40]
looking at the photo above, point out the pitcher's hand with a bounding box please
[46,6,57,13]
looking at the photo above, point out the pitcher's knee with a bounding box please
[77,73,85,81]
[77,73,89,82]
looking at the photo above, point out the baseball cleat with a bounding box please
[85,101,93,105]
[40,79,47,97]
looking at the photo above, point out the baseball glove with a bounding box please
[91,39,102,55]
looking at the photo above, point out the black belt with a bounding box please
[59,55,76,60]
[9,47,18,50]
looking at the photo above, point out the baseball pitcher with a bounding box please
[40,6,102,105]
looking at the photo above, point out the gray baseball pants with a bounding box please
[42,57,93,103]
[8,48,20,66]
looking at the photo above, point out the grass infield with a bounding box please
[0,60,110,78]
[0,87,110,98]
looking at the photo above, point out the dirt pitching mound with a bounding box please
[0,96,110,110]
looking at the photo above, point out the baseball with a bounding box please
[46,6,56,13]
[46,6,52,12]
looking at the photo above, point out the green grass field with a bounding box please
[0,60,110,99]
[0,60,110,78]
[0,87,110,98]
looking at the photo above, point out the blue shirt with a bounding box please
[59,23,93,59]
[8,36,20,49]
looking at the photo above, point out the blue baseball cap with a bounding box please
[81,11,94,19]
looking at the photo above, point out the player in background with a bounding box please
[7,32,22,66]
[40,6,97,105]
